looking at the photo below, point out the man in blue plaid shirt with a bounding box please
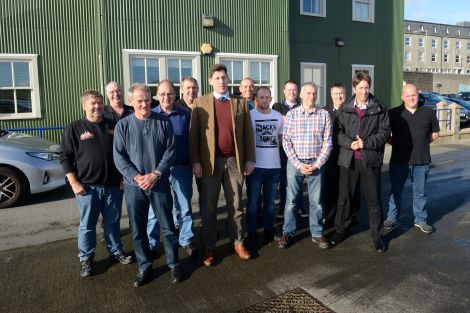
[275,82,333,249]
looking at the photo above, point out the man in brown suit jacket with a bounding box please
[189,63,255,266]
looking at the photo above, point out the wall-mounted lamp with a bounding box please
[335,38,345,47]
[200,43,213,55]
[202,14,214,28]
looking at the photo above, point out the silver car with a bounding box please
[0,129,66,209]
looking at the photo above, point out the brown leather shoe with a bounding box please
[203,249,215,267]
[234,243,251,260]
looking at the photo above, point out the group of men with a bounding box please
[60,64,439,287]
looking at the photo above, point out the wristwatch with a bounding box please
[152,170,161,181]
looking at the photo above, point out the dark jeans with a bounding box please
[335,159,384,240]
[246,168,281,235]
[124,182,179,271]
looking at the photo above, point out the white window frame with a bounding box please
[215,53,278,103]
[433,27,437,34]
[456,40,462,49]
[405,37,411,46]
[351,64,374,95]
[300,0,326,17]
[419,38,424,48]
[405,51,412,62]
[419,51,425,62]
[352,0,375,23]
[300,62,327,106]
[122,49,201,99]
[444,40,449,49]
[0,54,41,120]
[431,39,437,48]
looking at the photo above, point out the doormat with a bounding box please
[238,287,335,313]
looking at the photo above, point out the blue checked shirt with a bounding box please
[282,105,333,169]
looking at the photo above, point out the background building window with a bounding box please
[467,42,470,50]
[456,40,462,49]
[418,52,425,62]
[123,50,201,98]
[300,62,326,106]
[444,40,449,49]
[0,54,41,120]
[431,39,437,48]
[352,0,374,23]
[215,53,278,102]
[405,51,412,62]
[456,55,461,63]
[300,0,326,17]
[419,38,424,47]
[433,27,437,34]
[444,54,448,62]
[467,55,470,63]
[405,37,411,46]
[431,53,436,62]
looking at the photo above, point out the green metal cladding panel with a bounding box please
[289,0,404,107]
[100,0,290,95]
[1,0,101,142]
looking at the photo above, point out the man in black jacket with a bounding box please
[331,72,391,252]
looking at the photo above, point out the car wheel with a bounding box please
[0,167,26,209]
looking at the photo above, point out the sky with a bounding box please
[405,0,470,25]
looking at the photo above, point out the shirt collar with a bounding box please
[354,99,368,110]
[300,104,317,115]
[154,105,177,115]
[213,91,230,100]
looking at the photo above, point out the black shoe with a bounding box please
[373,238,386,253]
[170,267,182,284]
[330,232,345,246]
[80,257,93,277]
[134,268,152,287]
[110,251,133,264]
[246,234,258,249]
[263,229,275,243]
[384,220,398,230]
[182,242,198,256]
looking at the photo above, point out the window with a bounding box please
[467,55,470,63]
[467,42,470,50]
[405,37,411,46]
[351,64,374,94]
[405,51,411,62]
[420,25,424,32]
[458,29,461,36]
[431,39,437,48]
[300,0,326,17]
[0,54,41,120]
[406,24,411,31]
[419,52,424,62]
[300,63,326,106]
[431,53,436,62]
[444,40,449,49]
[456,55,461,63]
[419,38,424,47]
[215,53,278,102]
[446,28,449,34]
[352,0,374,23]
[433,27,437,34]
[444,54,448,62]
[122,50,201,98]
[456,40,462,49]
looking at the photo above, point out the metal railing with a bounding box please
[436,108,452,131]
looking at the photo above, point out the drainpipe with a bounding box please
[96,0,106,95]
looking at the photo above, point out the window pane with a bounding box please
[233,61,243,84]
[167,59,180,83]
[181,59,192,79]
[220,60,232,81]
[355,2,369,20]
[0,89,15,113]
[250,62,260,83]
[14,62,30,87]
[130,58,145,83]
[303,0,311,12]
[16,89,32,113]
[0,62,13,87]
[147,58,159,84]
[261,62,270,84]
[313,0,320,13]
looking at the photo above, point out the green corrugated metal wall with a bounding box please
[289,0,404,107]
[0,0,101,142]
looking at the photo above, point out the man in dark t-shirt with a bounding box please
[60,90,132,278]
[385,83,440,233]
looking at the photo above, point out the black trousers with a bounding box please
[335,158,384,239]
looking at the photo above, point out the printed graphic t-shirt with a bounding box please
[250,109,284,169]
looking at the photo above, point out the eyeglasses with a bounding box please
[158,93,175,97]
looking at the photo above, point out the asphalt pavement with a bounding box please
[1,140,469,313]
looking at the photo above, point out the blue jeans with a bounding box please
[147,166,195,247]
[76,185,123,261]
[247,168,281,235]
[124,182,179,271]
[283,161,324,237]
[387,163,429,224]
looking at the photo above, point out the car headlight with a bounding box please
[26,152,55,161]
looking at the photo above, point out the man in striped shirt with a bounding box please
[275,82,333,249]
